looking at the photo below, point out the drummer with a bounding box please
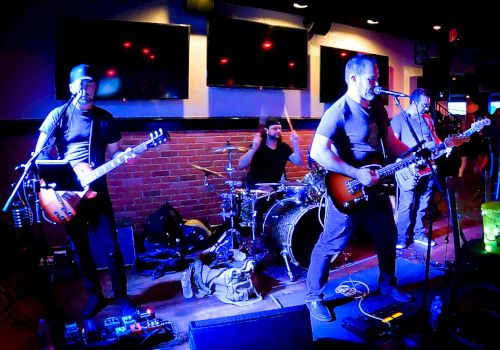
[237,117,303,233]
[238,117,303,188]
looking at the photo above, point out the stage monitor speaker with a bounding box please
[90,224,136,269]
[188,304,313,350]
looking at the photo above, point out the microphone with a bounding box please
[374,86,408,97]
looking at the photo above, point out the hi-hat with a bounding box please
[191,164,224,178]
[211,145,248,153]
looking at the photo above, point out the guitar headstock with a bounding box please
[471,117,491,132]
[148,128,170,147]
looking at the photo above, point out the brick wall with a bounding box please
[108,129,315,248]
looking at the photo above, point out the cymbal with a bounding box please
[191,164,224,178]
[211,145,248,153]
[255,182,281,187]
[234,188,271,195]
[281,181,305,187]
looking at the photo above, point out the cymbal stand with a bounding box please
[209,179,243,254]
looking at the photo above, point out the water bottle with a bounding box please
[429,295,442,331]
[181,270,193,299]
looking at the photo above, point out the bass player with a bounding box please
[391,88,442,249]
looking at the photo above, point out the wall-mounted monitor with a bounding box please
[55,18,190,100]
[320,46,389,104]
[207,17,308,90]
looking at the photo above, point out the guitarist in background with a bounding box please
[391,88,442,249]
[34,64,136,318]
[305,54,412,322]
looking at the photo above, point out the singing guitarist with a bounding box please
[305,54,412,323]
[390,88,442,249]
[33,64,136,318]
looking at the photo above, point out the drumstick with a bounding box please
[283,106,294,132]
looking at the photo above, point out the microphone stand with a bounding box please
[2,94,77,321]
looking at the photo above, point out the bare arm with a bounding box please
[238,132,261,170]
[310,134,378,186]
[288,130,303,166]
[386,126,410,158]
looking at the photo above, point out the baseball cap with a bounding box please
[265,117,281,128]
[69,64,95,83]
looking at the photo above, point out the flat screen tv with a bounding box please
[55,18,190,100]
[207,17,308,89]
[320,46,389,104]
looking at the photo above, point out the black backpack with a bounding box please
[144,201,184,248]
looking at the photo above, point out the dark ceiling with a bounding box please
[217,0,500,95]
[218,0,497,49]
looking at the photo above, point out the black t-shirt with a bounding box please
[39,103,121,191]
[245,142,293,187]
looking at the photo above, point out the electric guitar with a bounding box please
[394,118,491,191]
[39,129,169,224]
[325,118,491,213]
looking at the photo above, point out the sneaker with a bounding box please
[82,293,106,318]
[379,286,413,303]
[396,237,407,250]
[413,234,436,247]
[306,300,334,322]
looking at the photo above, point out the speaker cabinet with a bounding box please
[188,305,313,350]
[421,57,450,100]
[90,224,136,269]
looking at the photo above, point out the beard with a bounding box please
[268,133,282,142]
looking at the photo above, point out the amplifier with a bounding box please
[90,224,136,270]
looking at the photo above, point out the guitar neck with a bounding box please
[80,141,150,187]
[375,155,418,179]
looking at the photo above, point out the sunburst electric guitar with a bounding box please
[39,129,169,224]
[325,118,491,213]
[394,118,491,191]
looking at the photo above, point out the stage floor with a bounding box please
[1,195,496,350]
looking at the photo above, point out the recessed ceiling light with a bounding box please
[293,2,308,9]
[367,19,380,25]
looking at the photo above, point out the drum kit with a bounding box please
[191,142,329,280]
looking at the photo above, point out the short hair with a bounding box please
[409,88,430,105]
[344,54,377,84]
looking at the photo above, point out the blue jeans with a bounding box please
[306,194,397,302]
[396,176,434,239]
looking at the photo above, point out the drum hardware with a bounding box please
[212,141,248,177]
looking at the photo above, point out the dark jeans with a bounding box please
[66,191,127,297]
[306,194,397,302]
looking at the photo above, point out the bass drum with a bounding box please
[262,199,325,269]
